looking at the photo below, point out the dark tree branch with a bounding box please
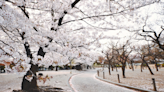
[71,0,80,8]
[82,20,116,30]
[0,46,15,59]
[37,47,46,57]
[141,28,164,50]
[33,27,38,32]
[157,29,164,39]
[18,6,29,19]
[58,16,64,26]
[62,1,159,25]
[57,0,81,26]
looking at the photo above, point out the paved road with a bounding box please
[70,70,135,92]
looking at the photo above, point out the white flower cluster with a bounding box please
[0,0,162,72]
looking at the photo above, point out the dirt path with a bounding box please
[98,67,164,92]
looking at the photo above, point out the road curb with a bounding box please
[95,75,157,92]
[68,73,79,92]
[68,72,84,92]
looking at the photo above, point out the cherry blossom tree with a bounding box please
[134,44,154,75]
[102,43,115,75]
[114,40,132,78]
[0,0,162,91]
[130,0,164,51]
[0,0,103,91]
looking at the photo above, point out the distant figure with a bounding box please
[87,65,89,69]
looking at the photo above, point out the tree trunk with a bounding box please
[155,62,158,71]
[56,65,58,71]
[70,61,72,69]
[131,61,134,71]
[143,60,154,75]
[108,64,111,75]
[22,64,39,91]
[21,42,39,91]
[141,63,143,72]
[122,64,126,78]
[111,65,114,71]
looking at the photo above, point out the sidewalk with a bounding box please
[37,70,80,92]
[0,70,80,92]
[96,67,164,92]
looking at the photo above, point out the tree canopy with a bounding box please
[0,0,163,72]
